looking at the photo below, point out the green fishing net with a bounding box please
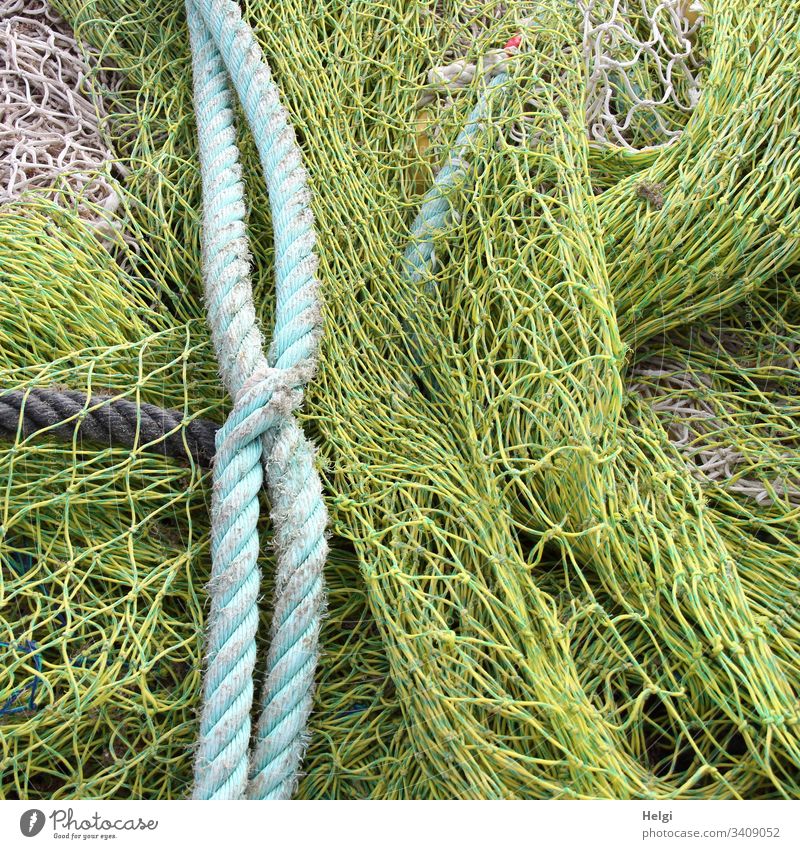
[1,0,799,799]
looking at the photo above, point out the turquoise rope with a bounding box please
[403,71,510,292]
[186,0,327,801]
[186,5,257,799]
[401,70,510,390]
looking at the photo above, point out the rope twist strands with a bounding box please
[404,70,511,291]
[186,0,327,800]
[186,5,259,799]
[0,387,218,467]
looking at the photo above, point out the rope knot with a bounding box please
[189,0,327,801]
[215,359,316,459]
[237,359,313,418]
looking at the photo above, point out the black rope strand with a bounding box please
[0,388,219,467]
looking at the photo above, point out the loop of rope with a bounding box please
[186,0,327,801]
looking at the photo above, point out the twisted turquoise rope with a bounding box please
[186,0,327,801]
[403,71,511,292]
[189,10,509,797]
[402,69,511,390]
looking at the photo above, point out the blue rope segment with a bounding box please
[186,0,327,801]
[403,71,511,292]
[401,70,511,391]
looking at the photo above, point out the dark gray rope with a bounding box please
[0,388,219,467]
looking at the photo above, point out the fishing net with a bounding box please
[0,0,124,237]
[1,0,799,799]
[581,0,704,148]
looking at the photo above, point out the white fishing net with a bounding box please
[0,0,122,228]
[581,0,704,148]
[630,346,800,507]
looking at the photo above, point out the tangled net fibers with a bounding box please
[1,0,800,799]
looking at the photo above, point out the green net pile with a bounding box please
[1,0,799,799]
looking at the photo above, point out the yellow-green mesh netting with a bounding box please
[1,0,800,799]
